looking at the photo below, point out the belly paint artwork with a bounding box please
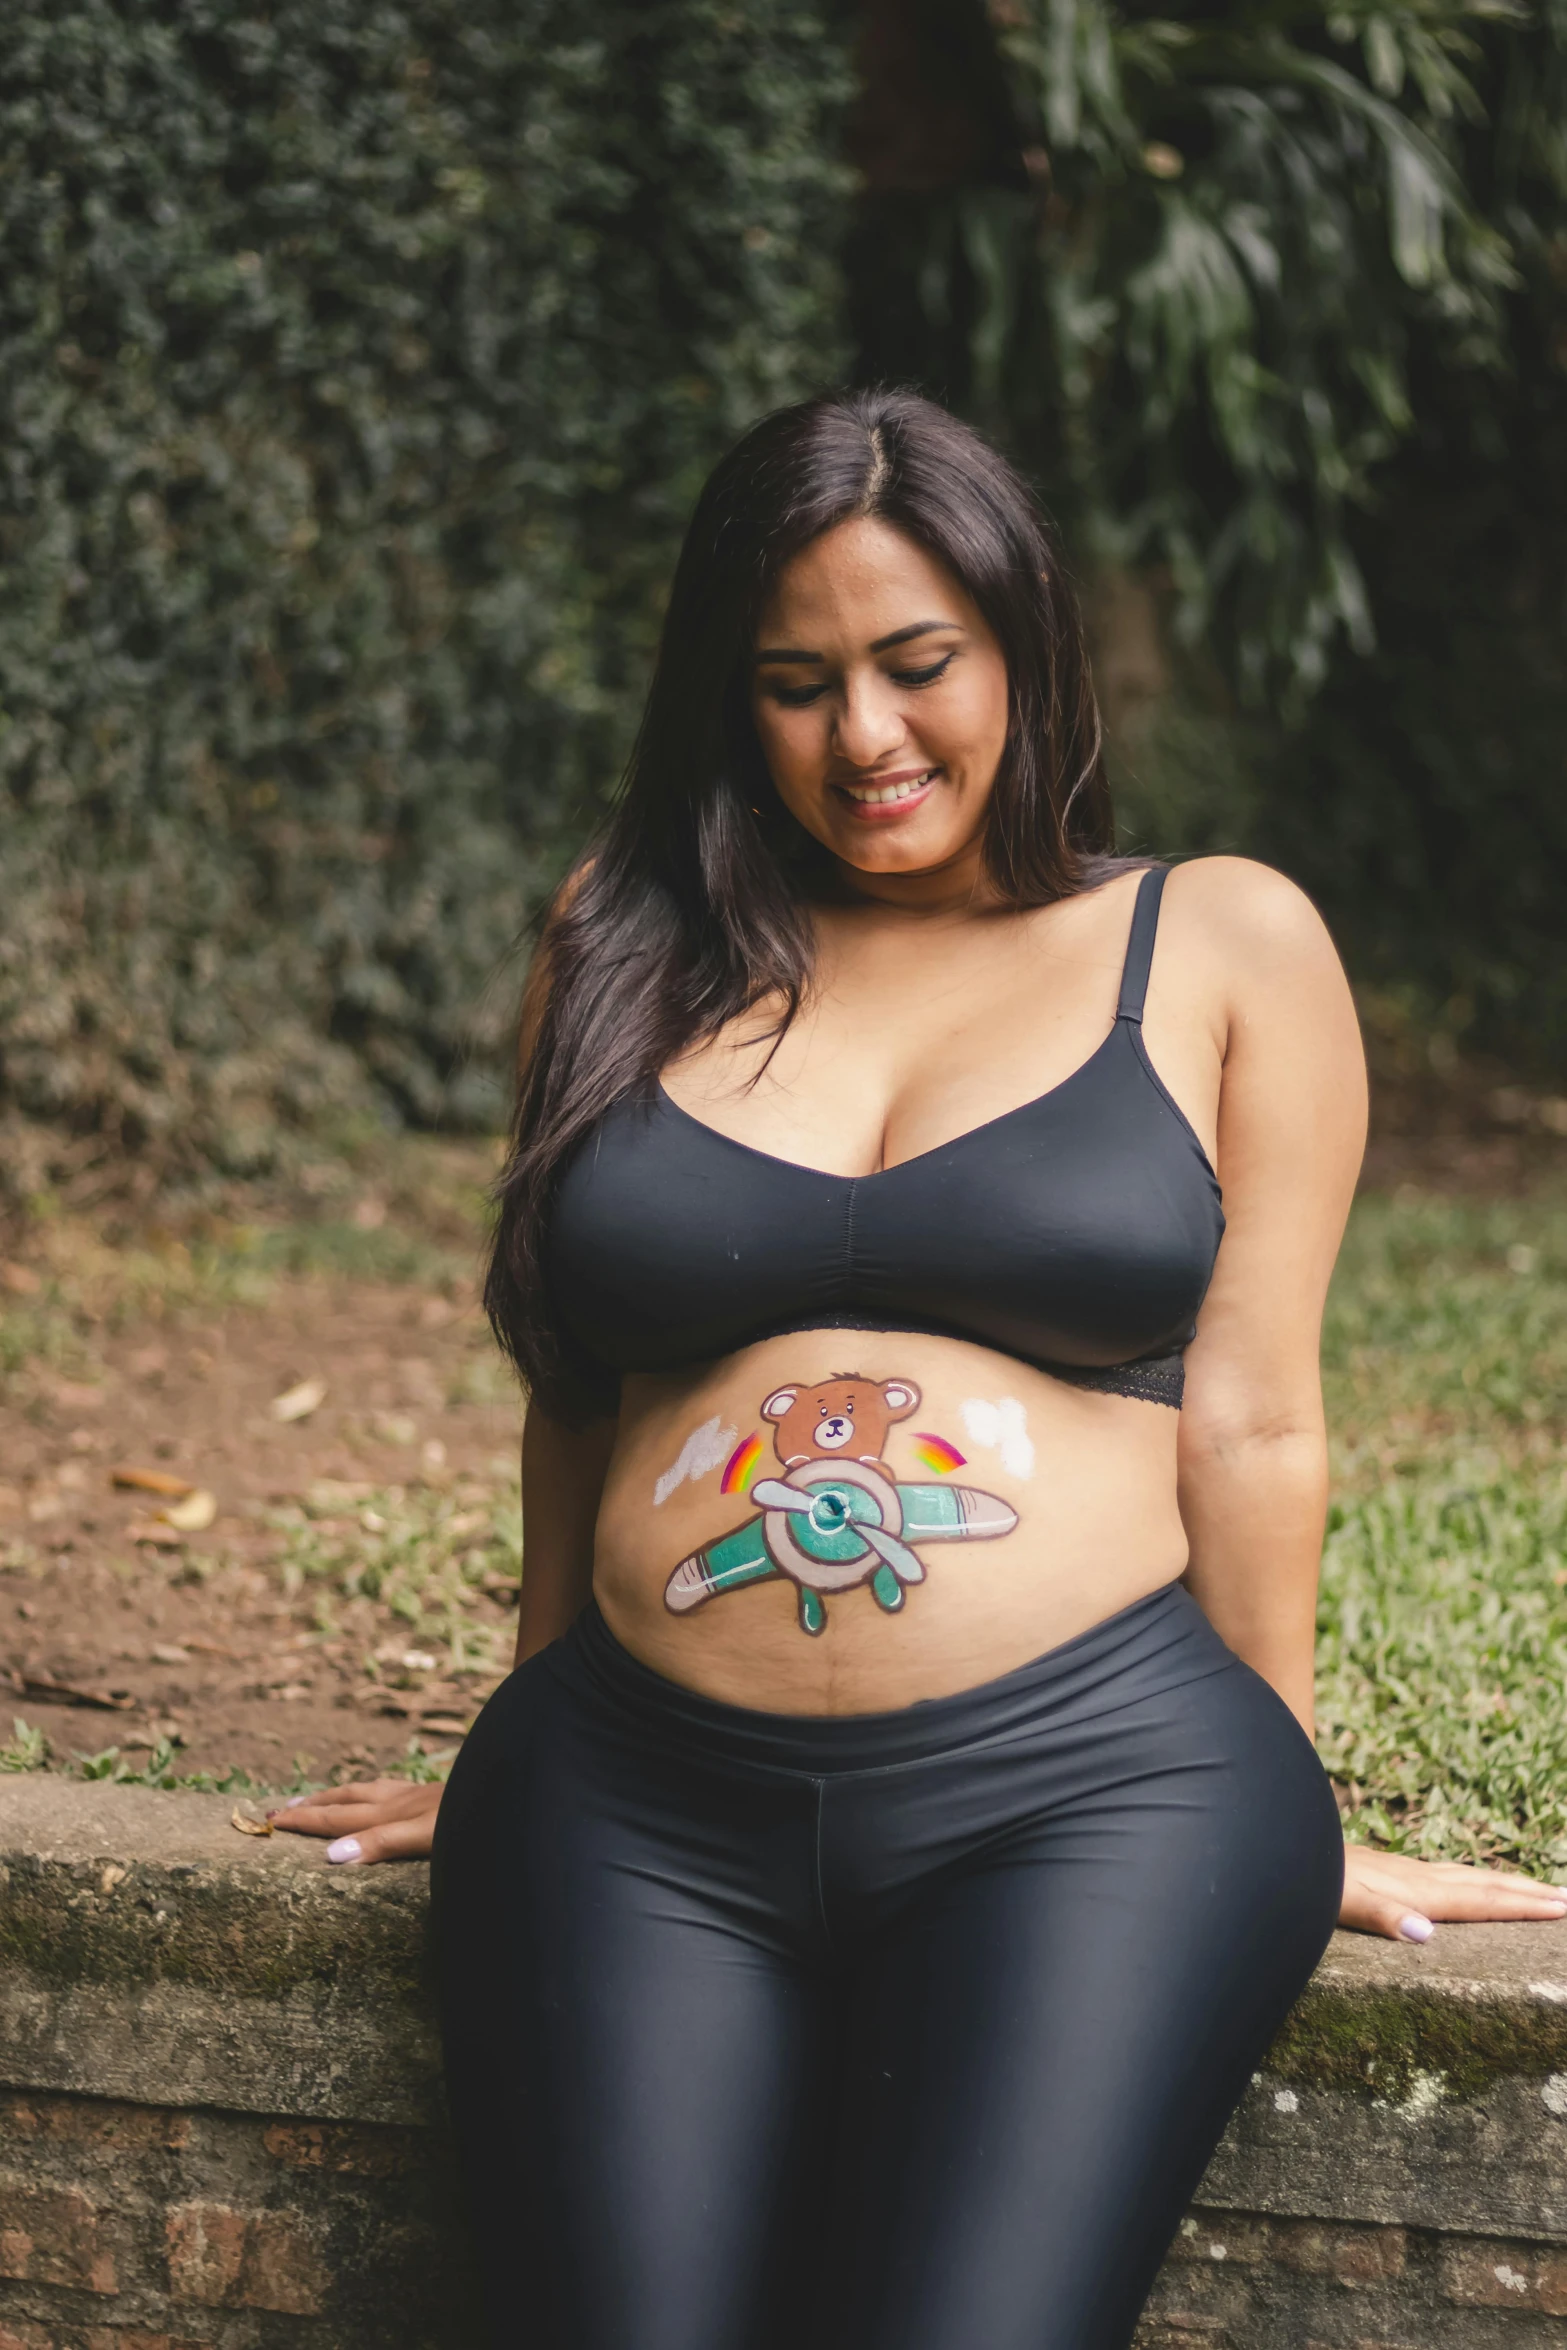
[652,1413,738,1507]
[961,1394,1036,1481]
[664,1374,1018,1636]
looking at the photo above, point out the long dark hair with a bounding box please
[487,385,1116,1417]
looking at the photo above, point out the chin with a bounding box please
[834,818,968,870]
[845,839,953,873]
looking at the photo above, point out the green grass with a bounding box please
[0,1721,450,1792]
[268,1474,522,1676]
[1318,1188,1567,1867]
[1323,1190,1567,1458]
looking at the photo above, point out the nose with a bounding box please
[831,671,906,770]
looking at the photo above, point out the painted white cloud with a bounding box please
[653,1415,737,1507]
[961,1396,1035,1482]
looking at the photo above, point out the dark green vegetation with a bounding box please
[0,1,849,1191]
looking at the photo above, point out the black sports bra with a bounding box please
[548,867,1224,1410]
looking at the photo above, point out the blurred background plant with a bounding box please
[0,0,1561,1210]
[0,0,851,1203]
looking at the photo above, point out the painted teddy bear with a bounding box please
[761,1375,921,1478]
[664,1368,1016,1637]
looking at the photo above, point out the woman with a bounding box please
[275,389,1565,2350]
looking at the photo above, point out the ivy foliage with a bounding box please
[0,1,850,1190]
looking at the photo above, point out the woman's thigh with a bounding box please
[816,1661,1344,2350]
[432,1661,834,2350]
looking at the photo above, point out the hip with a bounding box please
[442,1582,1342,1930]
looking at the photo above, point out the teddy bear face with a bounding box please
[760,1375,922,1468]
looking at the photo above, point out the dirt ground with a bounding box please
[0,1163,524,1786]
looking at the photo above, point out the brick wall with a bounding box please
[0,2090,474,2349]
[5,2091,1567,2349]
[1140,2205,1567,2347]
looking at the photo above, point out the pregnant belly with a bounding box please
[590,1328,1190,1717]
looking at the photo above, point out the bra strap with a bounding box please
[1115,867,1167,1025]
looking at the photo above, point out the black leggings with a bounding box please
[431,1585,1343,2350]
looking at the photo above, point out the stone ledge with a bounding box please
[0,1779,439,2127]
[4,1778,1567,2345]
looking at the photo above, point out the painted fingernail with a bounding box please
[326,1838,362,1865]
[1398,1913,1434,1943]
[283,1793,311,1809]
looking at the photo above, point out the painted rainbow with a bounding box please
[721,1433,765,1495]
[912,1433,967,1475]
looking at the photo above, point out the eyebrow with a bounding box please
[753,618,964,665]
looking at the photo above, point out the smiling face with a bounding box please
[750,516,1011,890]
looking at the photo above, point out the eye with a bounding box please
[766,679,827,709]
[890,654,955,689]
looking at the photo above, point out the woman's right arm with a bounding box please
[513,1404,617,1665]
[270,1402,616,1863]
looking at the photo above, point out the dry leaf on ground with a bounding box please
[159,1487,217,1532]
[270,1376,327,1423]
[230,1808,274,1837]
[13,1669,134,1711]
[112,1465,194,1497]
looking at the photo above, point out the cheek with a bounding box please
[931,665,1009,771]
[751,698,819,785]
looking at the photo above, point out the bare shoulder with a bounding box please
[1159,856,1348,997]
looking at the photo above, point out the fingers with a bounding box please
[1423,1864,1567,1904]
[267,1779,444,1861]
[1340,1844,1567,1940]
[1387,1855,1562,1888]
[316,1805,441,1867]
[1338,1880,1435,1943]
[1393,1879,1567,1923]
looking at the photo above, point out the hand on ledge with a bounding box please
[268,1778,442,1865]
[1340,1841,1567,1942]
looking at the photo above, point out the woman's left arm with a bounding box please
[1172,860,1566,1942]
